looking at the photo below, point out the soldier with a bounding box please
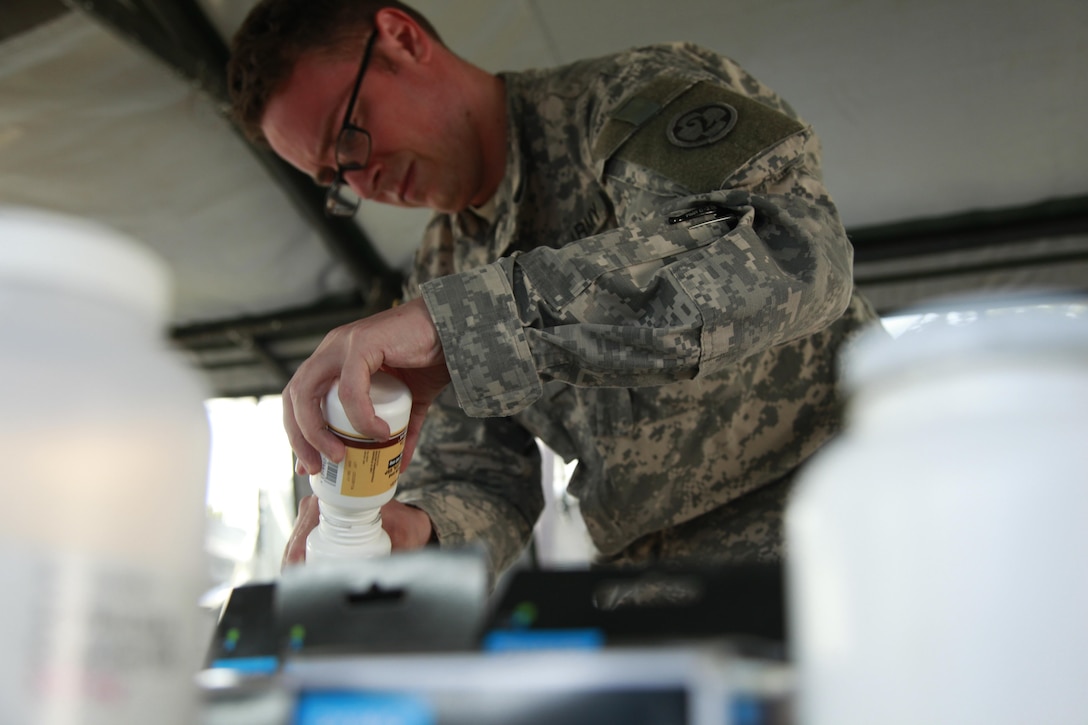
[227,0,880,581]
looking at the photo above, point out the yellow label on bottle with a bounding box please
[322,426,407,497]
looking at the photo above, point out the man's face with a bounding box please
[260,41,488,214]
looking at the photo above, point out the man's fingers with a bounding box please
[337,372,391,442]
[283,376,348,471]
[282,495,321,569]
[282,390,323,474]
[399,400,431,471]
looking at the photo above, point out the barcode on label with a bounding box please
[321,458,339,486]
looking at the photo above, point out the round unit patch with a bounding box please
[666,102,738,148]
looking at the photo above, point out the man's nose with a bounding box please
[343,165,377,200]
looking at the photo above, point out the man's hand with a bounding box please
[282,297,450,476]
[282,495,320,568]
[282,495,436,569]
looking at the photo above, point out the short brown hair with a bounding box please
[227,0,441,145]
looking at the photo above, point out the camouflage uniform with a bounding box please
[395,43,879,580]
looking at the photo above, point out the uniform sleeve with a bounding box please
[394,387,544,581]
[421,129,855,418]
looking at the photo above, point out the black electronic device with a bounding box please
[274,545,489,656]
[480,563,786,654]
[204,581,281,675]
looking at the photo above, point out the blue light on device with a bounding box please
[481,628,605,652]
[295,691,435,725]
[209,656,280,675]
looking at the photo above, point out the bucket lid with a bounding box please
[0,205,171,321]
[843,293,1088,392]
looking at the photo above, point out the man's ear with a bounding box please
[373,8,432,66]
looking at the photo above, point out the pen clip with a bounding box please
[668,204,736,229]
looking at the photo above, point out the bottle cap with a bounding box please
[324,372,412,439]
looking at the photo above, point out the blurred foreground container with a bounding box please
[0,207,210,724]
[787,296,1088,724]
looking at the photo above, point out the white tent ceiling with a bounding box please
[2,0,1086,396]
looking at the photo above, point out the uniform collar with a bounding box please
[453,71,524,258]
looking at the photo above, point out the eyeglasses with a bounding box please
[324,30,378,218]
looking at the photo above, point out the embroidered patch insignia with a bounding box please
[666,102,738,148]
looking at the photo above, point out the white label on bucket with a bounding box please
[0,547,201,725]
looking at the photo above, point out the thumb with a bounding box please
[398,401,432,471]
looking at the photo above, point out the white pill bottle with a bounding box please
[786,298,1088,725]
[0,207,211,725]
[306,373,412,564]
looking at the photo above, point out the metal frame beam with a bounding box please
[0,0,71,41]
[850,195,1088,263]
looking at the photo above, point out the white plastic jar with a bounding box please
[0,207,210,725]
[306,373,412,565]
[786,298,1088,725]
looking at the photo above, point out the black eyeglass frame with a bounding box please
[324,30,379,218]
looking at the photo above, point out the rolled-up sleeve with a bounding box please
[422,154,854,417]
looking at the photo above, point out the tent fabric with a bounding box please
[0,12,355,325]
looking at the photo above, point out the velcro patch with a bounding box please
[598,80,805,192]
[592,75,694,161]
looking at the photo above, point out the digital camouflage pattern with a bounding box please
[394,43,880,580]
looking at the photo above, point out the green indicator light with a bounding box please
[289,625,306,650]
[511,601,538,628]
